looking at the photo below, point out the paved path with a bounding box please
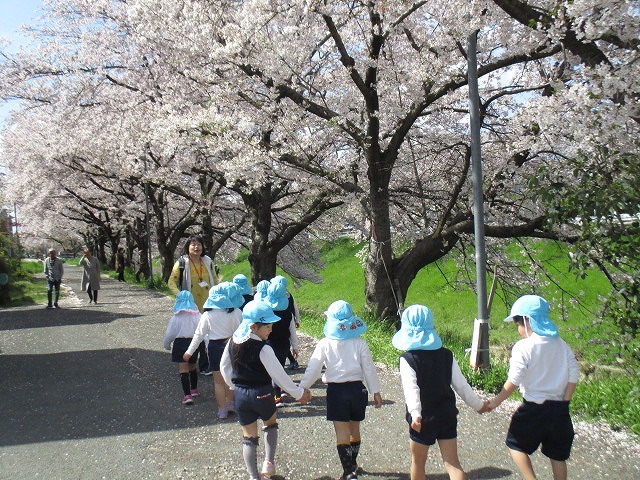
[0,266,638,480]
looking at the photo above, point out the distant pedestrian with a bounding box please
[79,246,100,304]
[489,295,580,480]
[220,300,311,480]
[115,247,126,282]
[392,305,490,480]
[183,283,243,418]
[299,300,382,480]
[163,291,202,405]
[44,248,63,309]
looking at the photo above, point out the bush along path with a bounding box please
[0,265,638,480]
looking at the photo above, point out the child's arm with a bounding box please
[399,357,422,424]
[488,380,517,410]
[288,317,300,357]
[451,359,485,412]
[359,340,382,401]
[219,342,234,389]
[260,344,306,400]
[183,314,209,361]
[163,317,177,350]
[298,343,324,390]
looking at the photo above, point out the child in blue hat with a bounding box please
[489,295,580,480]
[183,283,243,418]
[299,300,383,480]
[233,274,254,309]
[163,291,202,405]
[392,305,490,480]
[220,300,311,480]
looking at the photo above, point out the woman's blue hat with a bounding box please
[233,300,281,343]
[254,280,270,302]
[217,281,244,308]
[202,284,234,310]
[173,290,199,313]
[392,305,443,351]
[503,295,559,337]
[265,276,290,312]
[323,300,367,340]
[233,274,253,295]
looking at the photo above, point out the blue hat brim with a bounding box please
[392,328,443,351]
[203,294,234,310]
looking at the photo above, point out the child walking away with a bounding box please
[299,300,382,480]
[220,300,311,480]
[392,305,490,480]
[163,291,202,405]
[233,274,254,309]
[183,283,243,418]
[489,295,580,480]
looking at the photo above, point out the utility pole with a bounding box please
[467,30,490,369]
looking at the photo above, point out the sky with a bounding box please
[0,0,43,126]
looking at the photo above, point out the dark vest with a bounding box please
[230,339,272,387]
[267,295,295,346]
[400,348,457,422]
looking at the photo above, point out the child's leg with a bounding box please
[348,421,362,472]
[93,290,98,303]
[178,362,191,396]
[189,364,198,393]
[437,438,467,480]
[508,448,537,480]
[241,422,260,480]
[334,421,354,477]
[213,371,228,412]
[410,439,429,480]
[87,286,93,301]
[262,413,278,475]
[550,459,567,480]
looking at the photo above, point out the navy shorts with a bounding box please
[235,384,277,426]
[506,400,574,461]
[207,338,228,371]
[408,404,459,446]
[171,338,200,364]
[326,381,368,422]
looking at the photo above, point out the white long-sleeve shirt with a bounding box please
[185,308,243,355]
[508,333,580,403]
[220,334,305,400]
[163,310,201,350]
[399,356,484,422]
[298,337,381,394]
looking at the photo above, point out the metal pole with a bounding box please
[467,30,490,369]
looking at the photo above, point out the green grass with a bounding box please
[1,260,48,307]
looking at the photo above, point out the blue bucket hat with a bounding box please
[503,295,559,337]
[202,284,234,310]
[217,281,244,309]
[173,290,199,313]
[392,305,443,351]
[233,274,253,295]
[233,300,281,343]
[265,276,290,312]
[254,279,270,302]
[323,300,368,340]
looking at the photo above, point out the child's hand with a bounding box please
[478,400,492,414]
[411,416,422,433]
[182,352,192,362]
[299,388,312,404]
[292,349,299,359]
[373,392,382,408]
[488,398,501,410]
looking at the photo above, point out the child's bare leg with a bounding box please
[213,371,228,411]
[437,438,467,480]
[550,459,567,480]
[509,448,537,480]
[409,439,429,480]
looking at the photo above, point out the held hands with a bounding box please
[373,392,383,409]
[299,388,312,405]
[487,397,502,411]
[182,352,192,362]
[477,399,492,414]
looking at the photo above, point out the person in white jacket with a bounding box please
[299,300,383,480]
[392,304,490,480]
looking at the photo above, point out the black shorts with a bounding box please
[207,339,228,371]
[506,400,574,461]
[235,384,277,426]
[408,404,458,446]
[326,381,368,422]
[171,338,200,364]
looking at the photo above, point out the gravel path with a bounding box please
[0,266,638,480]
